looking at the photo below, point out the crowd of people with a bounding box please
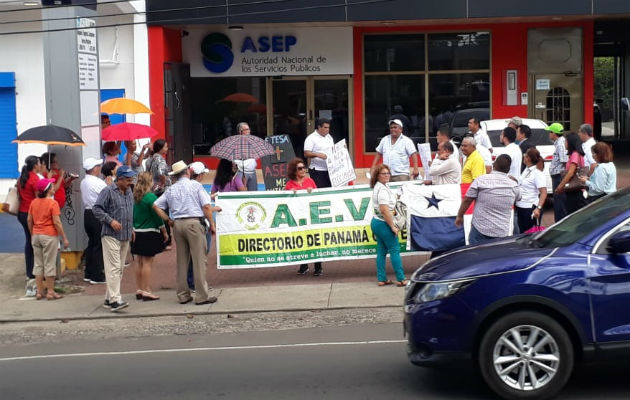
[12,113,619,305]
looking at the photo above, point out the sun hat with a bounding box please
[168,160,188,176]
[36,178,56,193]
[545,122,564,135]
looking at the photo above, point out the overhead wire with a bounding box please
[0,0,393,35]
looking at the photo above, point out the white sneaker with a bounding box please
[24,279,36,297]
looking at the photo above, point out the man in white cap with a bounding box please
[371,119,419,181]
[80,157,107,284]
[153,160,221,305]
[233,122,258,191]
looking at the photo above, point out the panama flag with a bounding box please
[401,183,473,252]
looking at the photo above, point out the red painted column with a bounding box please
[352,27,366,167]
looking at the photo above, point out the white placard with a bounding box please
[327,139,356,187]
[184,27,353,77]
[417,143,432,181]
[78,53,98,90]
[76,18,97,55]
[536,79,550,90]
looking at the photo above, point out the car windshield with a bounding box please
[487,128,553,147]
[521,188,630,248]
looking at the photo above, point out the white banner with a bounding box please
[327,139,356,187]
[215,184,423,269]
[184,27,353,77]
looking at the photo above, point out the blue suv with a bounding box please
[404,187,630,400]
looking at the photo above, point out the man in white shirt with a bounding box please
[304,118,334,188]
[500,126,522,179]
[436,124,460,164]
[578,123,597,174]
[468,117,492,150]
[80,157,107,284]
[425,141,461,185]
[371,119,419,181]
[233,122,258,191]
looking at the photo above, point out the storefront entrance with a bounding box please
[270,77,351,160]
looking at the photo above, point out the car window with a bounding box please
[527,129,554,146]
[520,188,629,248]
[487,130,503,147]
[594,221,630,254]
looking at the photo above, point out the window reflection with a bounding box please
[190,77,267,156]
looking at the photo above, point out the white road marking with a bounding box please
[0,339,407,362]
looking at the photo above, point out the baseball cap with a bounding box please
[116,165,137,178]
[389,119,403,128]
[83,157,103,170]
[189,161,209,175]
[545,122,564,135]
[36,178,56,193]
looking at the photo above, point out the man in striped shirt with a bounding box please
[455,154,521,245]
[93,166,136,312]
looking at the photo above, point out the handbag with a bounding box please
[392,195,408,231]
[560,166,589,191]
[4,186,20,215]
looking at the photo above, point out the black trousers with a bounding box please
[17,211,34,279]
[516,205,539,234]
[566,191,587,215]
[309,168,331,189]
[551,174,568,222]
[83,209,105,281]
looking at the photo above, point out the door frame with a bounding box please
[266,76,354,159]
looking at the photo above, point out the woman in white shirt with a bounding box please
[516,148,548,233]
[370,164,407,287]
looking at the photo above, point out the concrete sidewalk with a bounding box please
[0,282,406,323]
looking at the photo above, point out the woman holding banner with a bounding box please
[285,157,322,276]
[370,164,407,287]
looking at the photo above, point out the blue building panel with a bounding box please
[0,72,18,178]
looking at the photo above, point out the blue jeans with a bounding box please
[187,230,212,290]
[468,224,497,245]
[370,218,405,282]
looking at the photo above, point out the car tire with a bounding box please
[478,311,574,400]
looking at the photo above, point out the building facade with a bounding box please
[146,0,630,168]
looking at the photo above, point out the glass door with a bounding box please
[270,77,351,160]
[271,78,307,159]
[594,56,622,140]
[313,78,351,155]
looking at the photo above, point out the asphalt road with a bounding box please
[0,323,628,400]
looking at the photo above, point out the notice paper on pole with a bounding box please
[417,143,432,181]
[327,139,356,187]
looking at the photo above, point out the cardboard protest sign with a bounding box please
[326,139,356,187]
[261,134,295,191]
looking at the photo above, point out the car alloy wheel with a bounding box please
[492,325,560,391]
[479,311,574,400]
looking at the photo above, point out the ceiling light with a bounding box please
[228,26,244,31]
[23,1,39,5]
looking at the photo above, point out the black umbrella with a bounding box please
[12,124,85,147]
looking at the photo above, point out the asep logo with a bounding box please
[201,33,234,73]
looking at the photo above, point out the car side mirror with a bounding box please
[607,231,630,254]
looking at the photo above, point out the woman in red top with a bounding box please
[40,152,77,209]
[284,158,322,276]
[17,155,41,281]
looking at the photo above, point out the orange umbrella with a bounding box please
[219,93,258,103]
[101,98,153,115]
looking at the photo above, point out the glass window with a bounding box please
[190,77,267,156]
[428,32,490,70]
[364,75,425,152]
[428,73,489,140]
[364,34,425,72]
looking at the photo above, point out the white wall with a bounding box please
[0,22,47,197]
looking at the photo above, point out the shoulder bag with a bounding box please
[560,166,589,192]
[4,185,20,215]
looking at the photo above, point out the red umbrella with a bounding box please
[219,93,258,103]
[102,122,158,141]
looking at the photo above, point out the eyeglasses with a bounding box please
[379,172,391,175]
[297,166,306,170]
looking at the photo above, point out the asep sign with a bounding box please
[201,32,297,74]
